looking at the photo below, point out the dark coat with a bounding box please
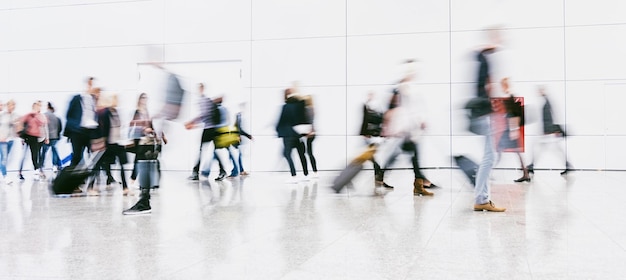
[63,94,83,138]
[276,97,306,138]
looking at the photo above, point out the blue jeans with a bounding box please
[474,115,496,205]
[0,140,14,176]
[40,139,62,169]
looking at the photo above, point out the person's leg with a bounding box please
[123,160,152,214]
[191,129,211,178]
[473,115,504,211]
[236,144,245,173]
[130,139,140,180]
[40,143,50,170]
[26,137,41,171]
[50,140,61,169]
[514,152,530,182]
[296,138,308,176]
[283,137,297,177]
[405,141,432,196]
[306,136,318,173]
[227,146,240,177]
[0,142,7,178]
[227,146,237,176]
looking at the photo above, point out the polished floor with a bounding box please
[1,167,626,280]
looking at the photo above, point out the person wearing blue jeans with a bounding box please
[0,140,14,183]
[471,44,505,212]
[472,114,504,211]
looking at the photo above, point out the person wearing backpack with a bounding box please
[359,92,392,190]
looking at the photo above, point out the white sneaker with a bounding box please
[5,177,13,185]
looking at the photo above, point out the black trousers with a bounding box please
[282,137,307,176]
[192,128,224,174]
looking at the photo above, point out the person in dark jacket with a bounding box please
[64,77,99,167]
[526,86,573,175]
[276,88,308,183]
[86,93,130,196]
[40,102,63,172]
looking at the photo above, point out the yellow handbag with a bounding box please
[214,126,240,148]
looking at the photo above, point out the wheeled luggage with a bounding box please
[50,150,104,195]
[331,145,376,193]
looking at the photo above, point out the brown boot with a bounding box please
[413,178,433,196]
[473,200,506,212]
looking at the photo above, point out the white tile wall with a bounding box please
[164,0,251,43]
[251,0,346,40]
[347,33,450,85]
[566,0,626,26]
[346,0,449,35]
[450,0,563,31]
[251,37,346,87]
[565,25,626,81]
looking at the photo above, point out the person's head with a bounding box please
[284,88,293,101]
[485,25,505,47]
[85,76,95,91]
[47,102,55,112]
[137,92,148,109]
[537,85,546,96]
[198,83,205,95]
[7,100,15,113]
[32,101,42,113]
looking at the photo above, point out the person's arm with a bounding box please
[236,113,252,139]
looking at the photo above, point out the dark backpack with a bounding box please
[212,104,222,125]
[364,107,383,136]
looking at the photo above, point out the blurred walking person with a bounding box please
[64,77,100,167]
[0,100,19,184]
[40,102,63,172]
[359,92,392,189]
[526,86,573,175]
[129,92,151,186]
[17,101,48,180]
[276,88,308,183]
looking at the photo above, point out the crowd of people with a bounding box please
[0,29,574,216]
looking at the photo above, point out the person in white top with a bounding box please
[0,100,19,184]
[374,61,438,196]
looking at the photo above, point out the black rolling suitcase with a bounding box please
[50,150,104,195]
[331,145,376,193]
[453,155,478,186]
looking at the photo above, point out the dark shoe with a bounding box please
[18,174,24,180]
[560,169,571,175]
[188,174,199,181]
[514,176,531,183]
[474,200,506,212]
[123,199,152,215]
[527,165,534,174]
[215,172,226,181]
[423,183,438,189]
[106,177,118,185]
